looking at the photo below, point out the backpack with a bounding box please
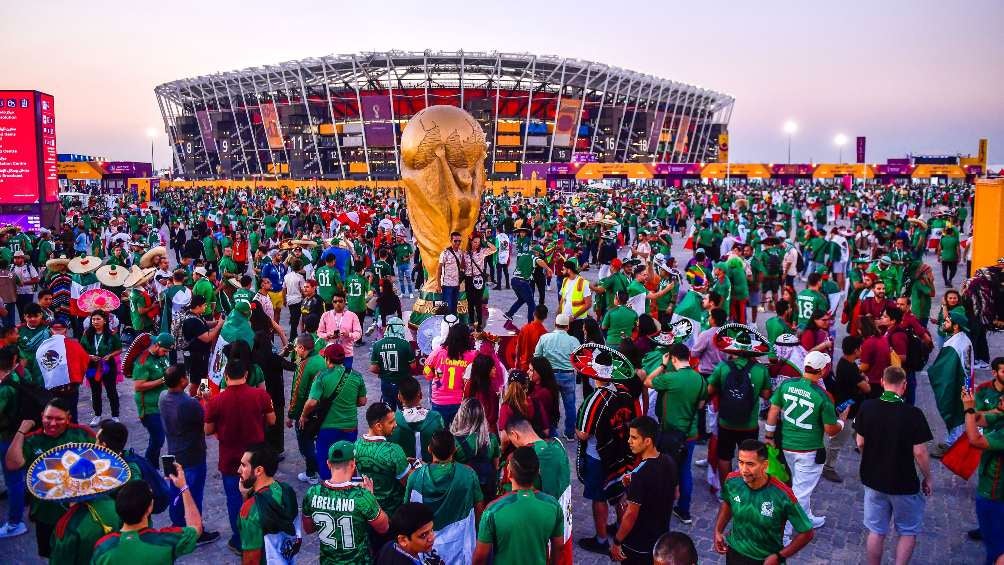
[893,327,931,371]
[765,251,783,276]
[0,376,52,428]
[170,309,196,351]
[457,436,497,489]
[122,448,171,514]
[718,360,756,424]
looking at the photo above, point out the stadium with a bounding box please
[154,50,734,181]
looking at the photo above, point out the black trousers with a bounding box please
[495,262,510,289]
[88,363,120,417]
[726,547,765,565]
[35,520,55,558]
[941,260,958,285]
[466,277,485,329]
[288,302,302,336]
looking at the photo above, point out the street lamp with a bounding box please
[146,128,157,174]
[783,120,798,164]
[834,134,848,163]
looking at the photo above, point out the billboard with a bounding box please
[673,116,692,154]
[0,91,42,204]
[260,103,284,150]
[552,98,581,147]
[196,110,217,153]
[856,136,866,164]
[647,111,666,153]
[360,95,395,147]
[38,94,58,202]
[717,133,729,163]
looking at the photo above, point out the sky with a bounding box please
[2,0,1002,169]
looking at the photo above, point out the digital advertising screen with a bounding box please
[0,91,40,204]
[39,94,58,202]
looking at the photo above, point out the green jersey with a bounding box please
[50,497,122,565]
[598,271,631,310]
[345,273,368,313]
[202,235,219,262]
[303,481,381,565]
[369,336,415,383]
[708,358,771,430]
[940,234,960,262]
[239,481,298,560]
[910,279,933,321]
[765,316,795,349]
[354,435,410,516]
[129,289,153,332]
[22,426,95,524]
[794,288,829,329]
[315,265,342,303]
[393,243,413,264]
[532,438,571,500]
[192,277,217,316]
[132,351,169,417]
[389,408,445,463]
[307,366,367,430]
[650,367,707,438]
[770,379,837,451]
[477,489,564,565]
[978,427,1004,500]
[726,256,749,300]
[92,525,199,565]
[720,474,812,560]
[231,288,255,312]
[512,236,534,280]
[601,305,638,347]
[289,352,327,420]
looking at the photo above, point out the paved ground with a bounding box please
[1,220,999,564]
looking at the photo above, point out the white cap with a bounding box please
[555,313,571,327]
[193,266,208,277]
[804,351,832,372]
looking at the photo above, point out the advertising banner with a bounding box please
[856,136,866,164]
[650,163,702,175]
[0,213,41,232]
[552,98,581,147]
[978,138,988,168]
[39,94,58,203]
[0,91,40,204]
[361,95,395,147]
[647,111,666,153]
[196,110,217,153]
[673,116,692,154]
[102,162,153,177]
[717,133,729,163]
[260,103,284,150]
[771,164,814,176]
[571,152,597,163]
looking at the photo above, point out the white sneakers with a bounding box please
[0,521,27,538]
[297,472,319,485]
[89,416,101,427]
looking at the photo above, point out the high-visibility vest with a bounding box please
[563,276,589,319]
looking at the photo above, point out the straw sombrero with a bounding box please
[140,246,167,268]
[26,443,131,503]
[715,323,770,357]
[45,255,71,272]
[95,264,130,287]
[68,256,102,275]
[123,265,157,288]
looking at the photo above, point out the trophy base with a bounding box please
[407,288,470,329]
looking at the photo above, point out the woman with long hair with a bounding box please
[424,323,477,427]
[528,356,560,437]
[935,289,962,350]
[450,398,500,501]
[498,370,549,442]
[81,310,122,425]
[464,353,500,432]
[465,233,496,330]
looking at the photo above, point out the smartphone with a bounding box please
[161,455,177,477]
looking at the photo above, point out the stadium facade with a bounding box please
[154,50,734,180]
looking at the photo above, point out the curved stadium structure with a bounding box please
[155,50,734,180]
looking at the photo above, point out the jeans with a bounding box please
[168,462,206,527]
[677,440,697,514]
[288,302,302,336]
[381,379,401,411]
[222,474,242,548]
[397,264,413,295]
[316,428,358,481]
[294,422,318,477]
[442,285,459,315]
[140,413,166,466]
[783,449,824,534]
[942,260,959,286]
[343,356,354,371]
[506,277,535,323]
[431,402,460,429]
[88,368,120,417]
[905,370,917,406]
[495,262,510,289]
[554,370,577,437]
[0,440,25,524]
[976,495,1004,565]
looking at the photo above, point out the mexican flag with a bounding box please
[928,331,973,430]
[35,335,89,389]
[408,464,478,565]
[207,309,255,389]
[670,290,706,347]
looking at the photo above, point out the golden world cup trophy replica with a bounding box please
[400,105,487,328]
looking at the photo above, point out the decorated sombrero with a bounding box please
[668,318,696,344]
[68,256,102,275]
[95,264,129,287]
[78,288,121,314]
[571,343,635,382]
[121,332,152,377]
[851,253,873,264]
[685,264,709,287]
[714,323,770,357]
[140,246,167,268]
[774,333,801,347]
[27,442,131,503]
[45,255,71,271]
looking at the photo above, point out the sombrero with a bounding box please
[290,239,318,248]
[715,323,770,357]
[774,333,801,348]
[668,318,696,344]
[78,288,121,314]
[27,442,131,503]
[601,229,618,240]
[513,219,531,232]
[140,246,167,268]
[68,256,102,275]
[121,332,153,377]
[123,265,157,288]
[907,217,928,230]
[45,255,71,271]
[95,264,129,287]
[571,343,635,382]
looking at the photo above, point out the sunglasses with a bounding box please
[332,299,345,303]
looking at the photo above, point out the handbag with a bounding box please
[302,367,349,438]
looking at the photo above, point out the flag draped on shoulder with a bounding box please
[928,331,973,430]
[671,290,706,347]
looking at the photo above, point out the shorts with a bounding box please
[762,277,780,294]
[748,291,761,307]
[582,455,620,501]
[268,290,284,311]
[832,260,847,276]
[716,427,759,461]
[863,487,925,536]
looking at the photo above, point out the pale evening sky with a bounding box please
[2,0,1002,169]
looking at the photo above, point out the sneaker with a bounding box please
[502,312,513,322]
[503,320,519,333]
[695,458,708,467]
[563,432,576,442]
[365,324,377,336]
[821,467,843,483]
[673,508,693,525]
[111,417,120,423]
[0,521,27,538]
[88,416,101,427]
[975,360,990,370]
[227,541,241,555]
[297,472,320,485]
[968,528,983,541]
[577,536,609,554]
[196,530,221,545]
[408,293,414,299]
[811,516,826,529]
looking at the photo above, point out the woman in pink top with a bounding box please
[424,324,476,427]
[317,291,362,370]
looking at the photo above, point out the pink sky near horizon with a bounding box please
[2,0,1002,170]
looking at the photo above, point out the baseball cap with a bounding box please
[155,333,176,348]
[234,302,251,317]
[804,351,831,372]
[12,250,25,258]
[555,313,571,327]
[323,344,346,363]
[328,440,355,463]
[610,258,623,269]
[193,266,208,277]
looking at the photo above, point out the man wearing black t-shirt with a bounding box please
[823,336,871,483]
[854,366,933,565]
[182,296,221,394]
[611,416,678,565]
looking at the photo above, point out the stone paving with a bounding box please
[1,227,998,564]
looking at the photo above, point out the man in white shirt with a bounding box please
[494,231,511,290]
[782,242,800,289]
[11,251,38,323]
[283,263,306,337]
